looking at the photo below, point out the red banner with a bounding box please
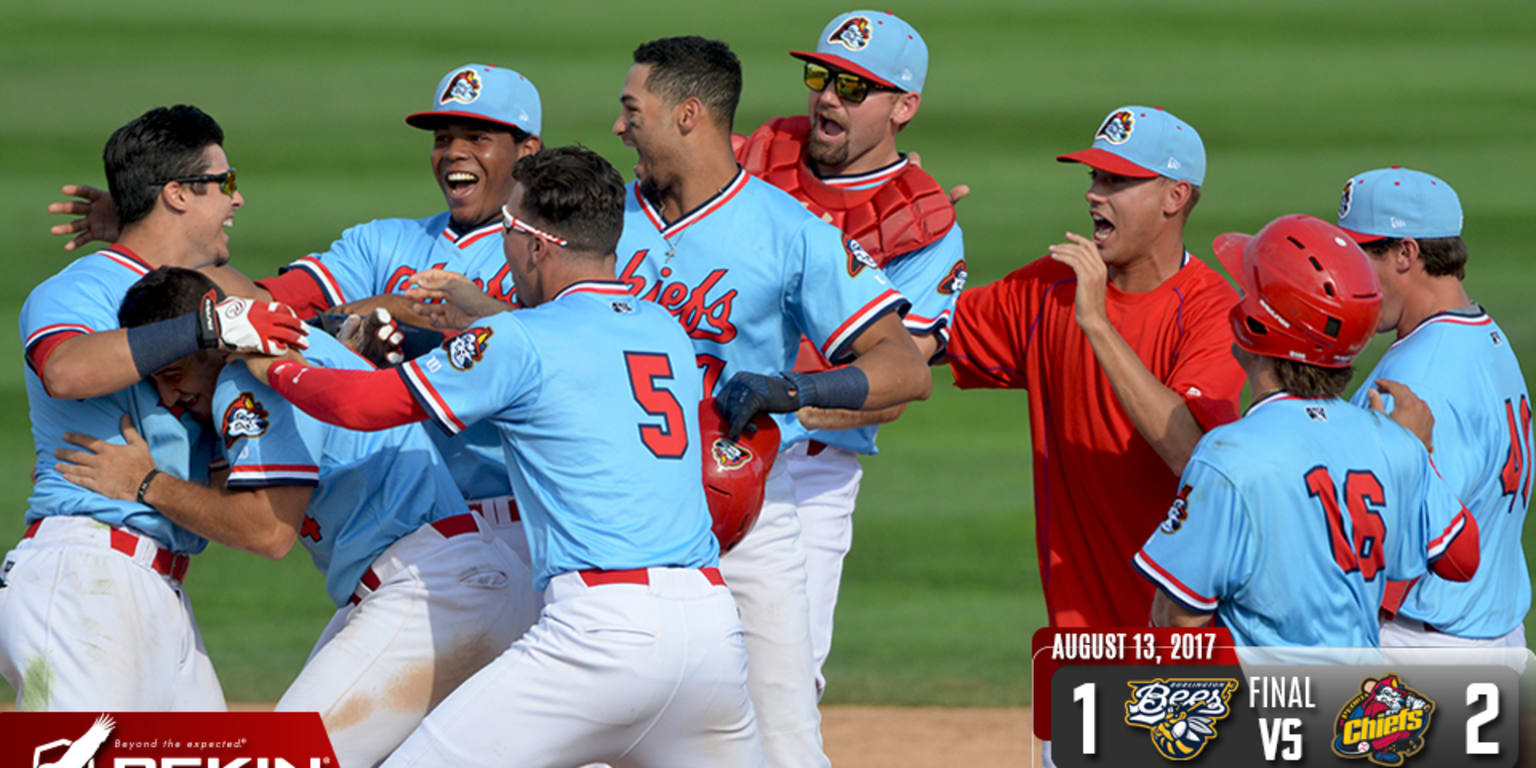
[1031,626,1241,739]
[0,712,336,767]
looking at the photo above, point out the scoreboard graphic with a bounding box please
[1034,628,1533,766]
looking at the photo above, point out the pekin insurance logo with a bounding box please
[3,712,337,768]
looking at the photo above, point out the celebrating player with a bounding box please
[0,105,305,710]
[239,146,766,767]
[613,36,932,766]
[1335,168,1531,649]
[732,9,963,698]
[55,266,536,766]
[1135,214,1480,645]
[946,105,1245,628]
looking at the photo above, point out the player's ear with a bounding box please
[160,181,192,214]
[1397,238,1421,273]
[1161,179,1193,218]
[891,92,921,130]
[676,97,705,135]
[518,135,543,158]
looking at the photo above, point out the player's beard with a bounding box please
[806,133,850,170]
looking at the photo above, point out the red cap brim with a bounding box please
[789,51,901,90]
[1212,232,1254,292]
[1055,148,1159,178]
[404,110,533,134]
[1338,226,1388,244]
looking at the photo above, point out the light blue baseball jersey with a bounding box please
[1350,306,1532,638]
[1134,393,1473,647]
[398,281,718,591]
[615,170,911,440]
[215,330,461,607]
[280,213,513,502]
[20,245,212,553]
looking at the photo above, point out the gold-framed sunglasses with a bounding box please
[803,62,891,104]
[501,205,569,247]
[154,168,238,196]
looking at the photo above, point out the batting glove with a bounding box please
[718,371,803,440]
[339,308,406,367]
[197,290,309,354]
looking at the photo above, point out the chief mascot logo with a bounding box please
[1096,109,1136,145]
[828,15,873,51]
[1124,677,1238,761]
[445,326,494,371]
[845,237,879,277]
[1339,178,1357,219]
[712,438,752,471]
[222,392,270,449]
[1332,675,1434,766]
[1159,484,1194,534]
[439,68,483,106]
[937,260,967,295]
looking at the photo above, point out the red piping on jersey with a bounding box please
[228,464,320,475]
[445,221,502,249]
[100,244,151,276]
[819,156,908,188]
[400,360,468,433]
[292,257,348,307]
[265,360,428,431]
[1389,310,1492,350]
[820,289,904,359]
[1135,548,1217,608]
[554,280,635,300]
[1428,508,1479,582]
[636,169,749,239]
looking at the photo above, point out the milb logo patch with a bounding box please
[1332,674,1434,765]
[445,326,494,371]
[1123,677,1238,760]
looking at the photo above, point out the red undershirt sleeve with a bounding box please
[265,360,427,430]
[256,270,334,320]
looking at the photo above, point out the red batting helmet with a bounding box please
[1214,214,1382,369]
[698,398,780,553]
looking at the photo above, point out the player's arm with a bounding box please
[1151,591,1213,628]
[53,414,312,560]
[794,333,939,430]
[1134,460,1252,625]
[239,352,429,431]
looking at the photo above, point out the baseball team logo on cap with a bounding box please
[1339,178,1354,219]
[1336,167,1462,243]
[1096,110,1135,145]
[828,15,873,51]
[439,68,483,106]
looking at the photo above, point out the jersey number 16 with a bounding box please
[1304,467,1386,580]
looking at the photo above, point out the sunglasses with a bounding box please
[803,62,892,104]
[501,205,568,247]
[154,168,238,196]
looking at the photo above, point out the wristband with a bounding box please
[125,313,203,378]
[782,367,870,410]
[136,468,162,505]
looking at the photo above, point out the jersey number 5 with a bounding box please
[625,351,688,459]
[1303,467,1386,580]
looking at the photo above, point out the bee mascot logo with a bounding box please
[1096,110,1136,145]
[828,16,873,51]
[440,68,483,106]
[446,327,494,371]
[712,438,752,471]
[1332,675,1435,766]
[1124,678,1238,760]
[222,392,270,449]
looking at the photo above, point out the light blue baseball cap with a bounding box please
[1336,166,1462,243]
[1057,105,1205,187]
[791,10,927,93]
[405,63,541,136]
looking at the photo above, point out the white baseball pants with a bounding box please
[782,441,863,699]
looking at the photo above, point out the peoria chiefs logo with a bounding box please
[1096,109,1136,145]
[1333,675,1435,765]
[937,260,967,295]
[445,326,494,371]
[844,237,879,277]
[222,392,269,449]
[1340,177,1357,219]
[828,15,873,51]
[1124,677,1238,761]
[1159,483,1194,534]
[712,438,752,470]
[439,68,483,105]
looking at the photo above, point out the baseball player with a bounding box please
[239,146,765,767]
[613,36,932,767]
[55,266,536,767]
[1136,214,1480,646]
[731,10,963,698]
[46,65,544,570]
[0,105,306,710]
[946,105,1246,630]
[1336,168,1531,648]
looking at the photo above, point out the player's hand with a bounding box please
[232,346,307,382]
[906,152,970,205]
[54,414,155,502]
[718,372,803,440]
[199,292,310,354]
[1048,232,1110,332]
[337,308,405,366]
[1369,378,1435,453]
[47,184,120,251]
[415,299,483,332]
[406,269,511,322]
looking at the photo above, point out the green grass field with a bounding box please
[1,0,1533,707]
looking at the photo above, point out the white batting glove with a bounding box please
[199,293,309,354]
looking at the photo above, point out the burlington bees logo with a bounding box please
[222,392,269,449]
[828,15,873,51]
[1124,677,1237,760]
[445,327,494,371]
[1333,675,1434,766]
[440,68,483,105]
[712,438,752,470]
